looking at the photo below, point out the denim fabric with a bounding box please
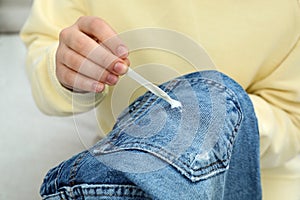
[40,70,262,200]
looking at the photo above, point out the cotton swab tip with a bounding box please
[169,99,182,109]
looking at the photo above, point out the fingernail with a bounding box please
[114,62,128,74]
[93,82,104,93]
[116,45,128,58]
[106,74,119,85]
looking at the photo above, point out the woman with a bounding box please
[21,0,300,199]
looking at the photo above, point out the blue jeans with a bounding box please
[40,71,262,200]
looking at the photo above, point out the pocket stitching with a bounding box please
[95,75,243,182]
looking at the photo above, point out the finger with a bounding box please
[79,60,119,86]
[56,63,105,93]
[58,44,119,85]
[123,58,130,66]
[87,45,128,75]
[76,16,129,58]
[61,28,127,75]
[60,27,99,58]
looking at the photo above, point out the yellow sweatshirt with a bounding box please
[20,0,300,199]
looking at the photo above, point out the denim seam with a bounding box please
[43,184,152,199]
[114,77,226,138]
[102,108,242,181]
[96,140,231,174]
[69,151,89,186]
[116,95,158,130]
[100,76,242,156]
[124,79,180,120]
[42,192,63,200]
[44,161,66,195]
[95,74,243,181]
[54,162,65,195]
[112,80,181,137]
[126,76,229,120]
[116,77,220,129]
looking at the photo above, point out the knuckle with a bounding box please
[63,72,74,86]
[74,34,87,51]
[90,17,104,29]
[61,50,69,64]
[56,65,70,86]
[55,46,62,62]
[96,69,109,81]
[55,65,63,81]
[101,51,112,67]
[72,56,83,70]
[90,18,107,38]
[102,51,117,68]
[76,16,85,24]
[63,51,82,70]
[59,28,69,41]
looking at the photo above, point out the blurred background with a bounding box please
[0,0,32,33]
[0,0,97,199]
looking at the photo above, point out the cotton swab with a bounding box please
[126,68,182,109]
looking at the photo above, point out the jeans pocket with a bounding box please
[92,71,243,183]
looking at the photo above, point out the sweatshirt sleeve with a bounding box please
[20,0,107,116]
[248,38,300,168]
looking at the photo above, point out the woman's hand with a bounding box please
[56,16,129,93]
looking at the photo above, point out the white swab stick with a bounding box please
[126,68,182,109]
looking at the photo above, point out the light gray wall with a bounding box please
[0,0,33,33]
